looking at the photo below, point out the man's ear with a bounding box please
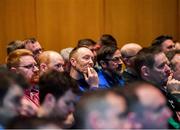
[70,58,76,67]
[141,66,150,77]
[100,60,107,68]
[43,93,56,109]
[40,63,48,72]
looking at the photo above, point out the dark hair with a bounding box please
[0,70,29,106]
[39,70,80,104]
[152,35,173,47]
[7,40,25,55]
[99,34,117,47]
[69,46,91,60]
[97,46,118,66]
[77,38,96,47]
[134,46,162,77]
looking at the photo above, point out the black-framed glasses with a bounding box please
[105,56,122,62]
[18,63,38,69]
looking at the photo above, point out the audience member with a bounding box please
[74,89,132,129]
[37,50,64,75]
[23,38,43,60]
[60,47,73,72]
[6,49,40,116]
[134,46,171,88]
[37,70,80,128]
[151,35,175,52]
[0,70,28,127]
[124,81,172,129]
[120,43,142,83]
[97,46,124,88]
[69,46,99,92]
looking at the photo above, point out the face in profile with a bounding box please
[148,52,171,86]
[25,41,43,58]
[71,47,94,74]
[52,90,77,120]
[47,53,64,72]
[161,39,175,52]
[106,49,123,73]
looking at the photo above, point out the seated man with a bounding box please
[0,70,28,128]
[37,50,64,75]
[120,43,142,83]
[124,81,172,129]
[69,46,99,92]
[97,46,124,88]
[74,89,132,129]
[151,35,175,52]
[37,70,80,128]
[134,46,171,89]
[23,38,43,60]
[6,49,40,116]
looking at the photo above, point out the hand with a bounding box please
[167,74,180,92]
[83,67,99,89]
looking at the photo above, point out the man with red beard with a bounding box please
[69,46,99,92]
[6,49,40,116]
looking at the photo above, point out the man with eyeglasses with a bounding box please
[120,43,142,83]
[6,49,40,117]
[37,50,64,75]
[97,46,124,88]
[23,38,43,60]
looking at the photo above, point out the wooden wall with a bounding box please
[0,0,179,63]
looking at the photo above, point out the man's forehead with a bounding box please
[154,52,168,63]
[19,55,36,63]
[75,47,93,56]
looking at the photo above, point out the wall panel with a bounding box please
[104,0,178,47]
[0,0,179,63]
[36,0,104,51]
[0,0,36,63]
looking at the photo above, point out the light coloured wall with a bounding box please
[0,0,179,63]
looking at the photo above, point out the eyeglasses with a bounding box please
[18,63,38,69]
[105,56,122,62]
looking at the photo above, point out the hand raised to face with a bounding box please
[83,67,99,89]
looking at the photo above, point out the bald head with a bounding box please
[38,51,64,75]
[121,43,142,58]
